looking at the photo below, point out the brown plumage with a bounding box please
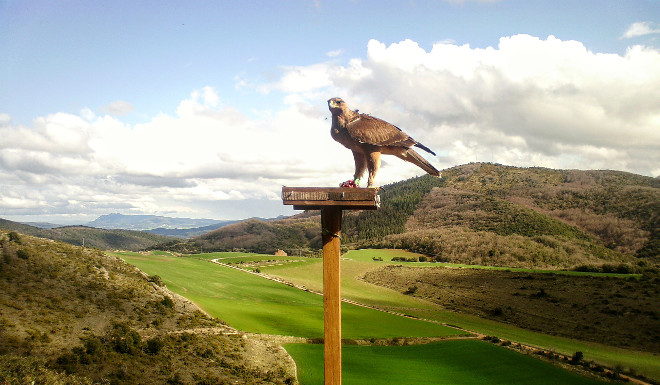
[328,97,441,187]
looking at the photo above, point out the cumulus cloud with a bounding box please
[2,34,659,224]
[100,100,135,115]
[622,21,660,39]
[293,35,660,177]
[326,49,343,57]
[0,87,340,222]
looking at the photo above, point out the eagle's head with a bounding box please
[328,97,348,116]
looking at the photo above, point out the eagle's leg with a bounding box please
[352,151,367,186]
[366,152,381,188]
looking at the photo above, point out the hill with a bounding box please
[162,214,323,255]
[376,164,658,268]
[0,219,178,251]
[0,230,294,384]
[86,213,232,231]
[173,163,659,269]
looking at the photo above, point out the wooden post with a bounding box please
[322,207,342,385]
[282,187,380,385]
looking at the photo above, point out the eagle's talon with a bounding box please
[339,180,359,188]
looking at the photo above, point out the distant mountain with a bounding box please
[145,221,241,238]
[86,213,227,231]
[20,221,63,229]
[167,163,659,268]
[0,218,175,251]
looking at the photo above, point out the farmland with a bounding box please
[115,249,656,384]
[285,340,609,385]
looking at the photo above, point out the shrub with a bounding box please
[107,323,142,355]
[8,231,21,244]
[148,275,164,286]
[161,296,174,309]
[392,257,418,262]
[145,337,164,355]
[404,285,418,295]
[570,351,584,364]
[16,249,30,260]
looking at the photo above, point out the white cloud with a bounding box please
[622,21,660,39]
[326,49,343,57]
[100,100,135,115]
[298,35,660,177]
[2,34,660,224]
[0,87,340,222]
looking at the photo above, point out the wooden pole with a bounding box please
[282,187,379,385]
[321,207,342,385]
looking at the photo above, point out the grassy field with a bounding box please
[115,250,658,383]
[116,252,463,339]
[257,249,660,381]
[285,339,609,385]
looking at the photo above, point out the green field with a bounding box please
[285,340,609,385]
[117,252,463,338]
[253,249,660,380]
[115,250,658,383]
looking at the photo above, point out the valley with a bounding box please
[2,163,659,384]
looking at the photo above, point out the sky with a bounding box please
[1,0,659,225]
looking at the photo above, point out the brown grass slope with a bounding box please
[164,215,323,256]
[363,265,660,353]
[0,230,294,385]
[374,163,659,269]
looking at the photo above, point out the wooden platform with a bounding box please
[282,187,380,210]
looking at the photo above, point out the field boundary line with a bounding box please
[209,258,476,336]
[207,258,656,385]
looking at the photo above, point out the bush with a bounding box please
[107,323,142,355]
[161,296,174,309]
[392,257,418,262]
[148,275,164,286]
[145,337,164,355]
[404,285,418,295]
[16,249,30,260]
[570,351,584,364]
[8,231,21,244]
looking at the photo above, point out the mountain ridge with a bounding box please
[169,163,659,269]
[86,213,230,231]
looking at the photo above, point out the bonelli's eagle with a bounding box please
[328,97,440,187]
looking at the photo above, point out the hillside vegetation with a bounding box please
[0,219,175,251]
[364,265,660,353]
[163,215,323,255]
[172,163,659,269]
[0,230,293,384]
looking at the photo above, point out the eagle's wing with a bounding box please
[346,114,416,148]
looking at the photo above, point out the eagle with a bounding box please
[328,97,441,188]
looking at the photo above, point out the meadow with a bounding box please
[285,340,609,385]
[235,249,660,381]
[117,252,463,339]
[115,250,657,383]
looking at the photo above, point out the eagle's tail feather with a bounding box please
[414,142,436,156]
[406,149,441,177]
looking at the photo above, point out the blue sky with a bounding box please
[1,0,659,224]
